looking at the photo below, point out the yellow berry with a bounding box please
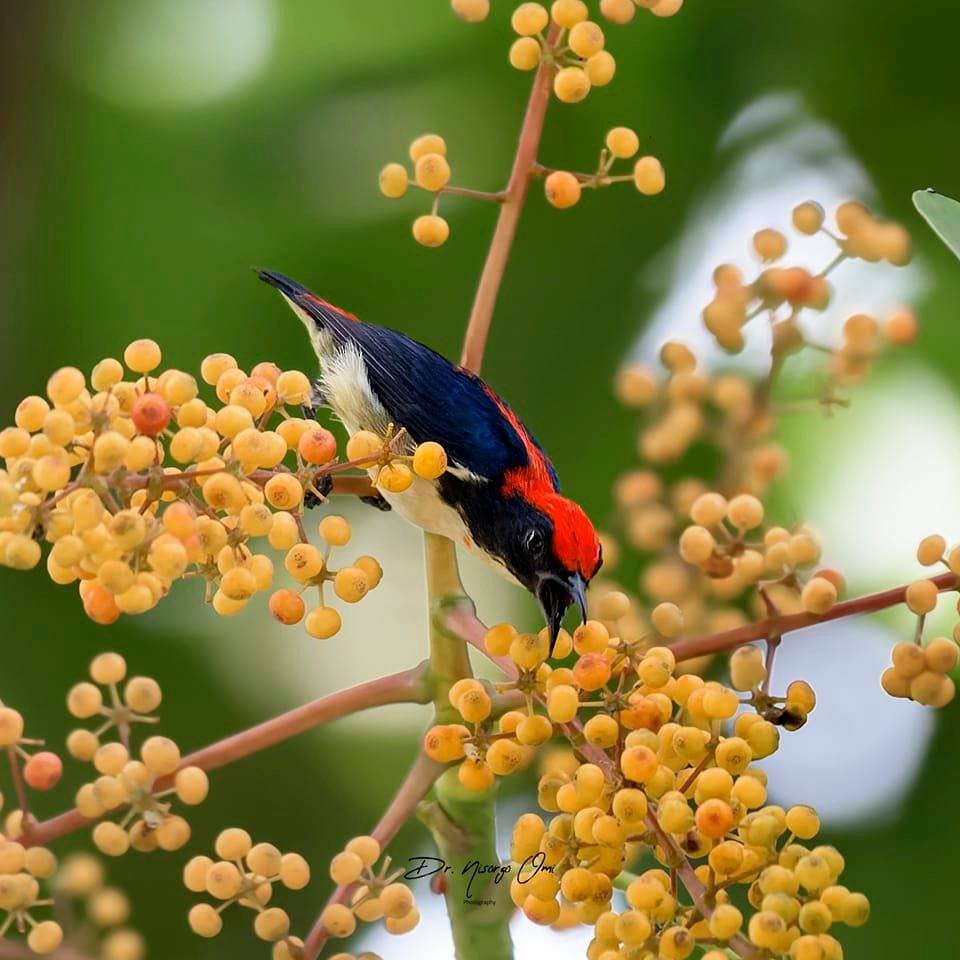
[413,441,448,479]
[452,0,491,22]
[92,822,130,857]
[254,907,290,942]
[140,736,180,776]
[15,395,50,432]
[785,804,820,840]
[188,903,223,937]
[553,66,591,103]
[175,767,209,805]
[585,50,616,86]
[345,834,380,867]
[925,637,959,673]
[605,126,639,158]
[801,577,837,615]
[379,163,409,198]
[753,228,788,262]
[305,606,342,639]
[544,171,582,209]
[279,852,311,889]
[409,134,447,162]
[330,850,364,885]
[906,578,938,614]
[412,215,450,248]
[727,493,764,529]
[633,156,665,195]
[27,921,63,955]
[512,2,549,35]
[600,0,636,23]
[123,339,162,373]
[46,366,86,405]
[509,36,542,70]
[334,566,369,603]
[319,515,352,546]
[551,0,587,27]
[793,201,825,235]
[568,20,605,57]
[415,153,451,192]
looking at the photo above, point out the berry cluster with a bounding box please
[183,828,310,942]
[446,590,855,956]
[379,134,456,247]
[0,832,60,954]
[452,1,685,79]
[600,204,917,654]
[54,852,145,960]
[67,654,208,857]
[542,125,664,211]
[65,652,162,764]
[321,834,420,943]
[702,201,913,355]
[678,490,843,618]
[0,341,445,640]
[876,534,959,708]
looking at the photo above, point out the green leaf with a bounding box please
[913,189,960,261]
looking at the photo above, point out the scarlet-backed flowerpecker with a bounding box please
[258,270,602,645]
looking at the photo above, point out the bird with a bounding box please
[257,269,602,647]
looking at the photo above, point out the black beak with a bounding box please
[536,573,588,654]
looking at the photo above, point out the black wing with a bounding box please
[257,270,559,487]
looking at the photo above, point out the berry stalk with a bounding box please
[459,22,562,375]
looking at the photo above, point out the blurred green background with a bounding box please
[2,0,960,957]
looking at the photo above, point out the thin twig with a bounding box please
[459,23,562,375]
[669,570,958,662]
[300,750,444,960]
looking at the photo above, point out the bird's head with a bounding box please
[493,492,602,651]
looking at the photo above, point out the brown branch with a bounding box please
[6,745,32,836]
[669,570,958,662]
[459,23,561,375]
[300,750,443,959]
[645,812,757,959]
[23,663,431,849]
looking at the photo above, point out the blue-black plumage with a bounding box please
[257,268,601,646]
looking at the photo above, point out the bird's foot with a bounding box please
[303,473,334,509]
[359,493,392,512]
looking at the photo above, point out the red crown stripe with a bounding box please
[304,291,360,323]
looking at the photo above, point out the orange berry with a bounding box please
[130,393,171,436]
[269,589,305,625]
[695,798,734,839]
[23,751,63,791]
[620,745,658,783]
[298,427,337,464]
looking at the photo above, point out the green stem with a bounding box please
[419,769,514,960]
[424,532,474,720]
[423,534,514,960]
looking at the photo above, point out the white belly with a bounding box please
[299,331,520,585]
[370,468,520,585]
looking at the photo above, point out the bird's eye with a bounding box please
[525,528,546,556]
